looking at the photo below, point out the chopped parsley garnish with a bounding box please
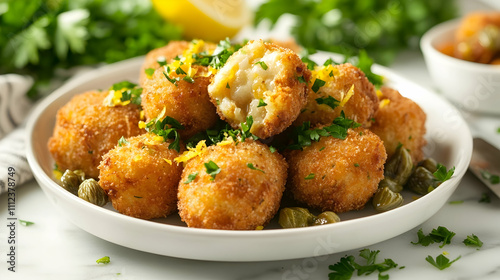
[254,61,268,70]
[463,234,483,248]
[226,82,230,89]
[480,170,500,184]
[269,146,277,153]
[247,163,265,173]
[311,78,326,93]
[479,192,491,203]
[191,38,244,70]
[257,99,267,107]
[163,71,179,86]
[319,147,325,151]
[185,118,258,149]
[143,115,184,152]
[301,56,318,70]
[19,219,35,226]
[204,161,221,180]
[411,226,456,248]
[184,172,199,184]
[425,254,460,270]
[316,96,340,110]
[145,68,155,79]
[134,196,142,198]
[323,58,337,66]
[433,164,455,182]
[297,75,307,83]
[118,136,129,147]
[109,80,142,106]
[157,56,167,67]
[449,200,464,204]
[162,70,194,86]
[304,173,315,180]
[182,75,194,83]
[240,116,259,142]
[96,256,110,264]
[328,249,400,280]
[354,163,360,167]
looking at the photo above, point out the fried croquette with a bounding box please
[207,40,310,139]
[98,133,184,220]
[286,127,387,213]
[141,67,218,139]
[48,90,143,179]
[294,63,379,128]
[139,41,191,86]
[369,86,427,163]
[177,139,288,230]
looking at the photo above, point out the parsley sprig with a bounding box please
[433,164,455,182]
[328,249,400,280]
[463,234,483,248]
[411,226,456,248]
[425,254,460,270]
[144,116,184,152]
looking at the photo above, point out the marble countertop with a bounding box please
[1,39,500,280]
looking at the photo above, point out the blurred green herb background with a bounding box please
[0,0,456,99]
[254,0,457,65]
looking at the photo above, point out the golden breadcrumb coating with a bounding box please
[369,86,427,163]
[178,139,288,230]
[98,133,184,220]
[286,127,386,213]
[208,40,310,139]
[48,90,143,178]
[295,63,378,128]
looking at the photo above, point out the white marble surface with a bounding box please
[2,9,500,279]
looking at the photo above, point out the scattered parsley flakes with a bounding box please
[316,96,340,110]
[301,56,318,70]
[184,172,199,184]
[425,254,460,270]
[463,234,483,248]
[480,170,500,184]
[257,99,267,107]
[269,146,277,153]
[182,75,195,83]
[305,173,315,180]
[311,78,326,93]
[354,163,360,167]
[247,163,265,173]
[144,68,155,78]
[297,75,307,83]
[96,256,110,264]
[254,61,268,70]
[226,82,230,89]
[328,249,400,280]
[479,192,491,203]
[163,70,179,86]
[19,219,35,226]
[323,58,336,66]
[143,115,184,152]
[157,56,167,67]
[118,136,129,147]
[411,226,456,248]
[433,164,455,182]
[204,161,221,180]
[319,147,325,151]
[449,200,464,205]
[134,196,142,198]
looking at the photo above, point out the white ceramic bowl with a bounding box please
[26,53,472,262]
[421,18,500,115]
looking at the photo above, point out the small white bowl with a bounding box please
[421,18,500,115]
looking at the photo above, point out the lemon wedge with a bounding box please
[152,0,251,42]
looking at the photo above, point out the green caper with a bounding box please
[372,186,404,212]
[405,166,439,195]
[78,179,108,206]
[313,211,340,226]
[73,169,86,182]
[384,145,413,185]
[378,177,403,193]
[60,169,84,195]
[418,158,438,173]
[278,207,315,228]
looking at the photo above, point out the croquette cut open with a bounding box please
[208,40,310,139]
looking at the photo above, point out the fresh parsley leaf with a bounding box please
[328,255,356,280]
[411,226,456,248]
[425,254,460,270]
[257,99,267,107]
[204,161,221,180]
[182,75,195,83]
[96,256,110,264]
[305,173,315,180]
[463,234,483,248]
[297,75,307,83]
[247,163,265,173]
[19,219,35,226]
[184,172,199,184]
[145,68,155,79]
[311,78,326,93]
[163,71,180,86]
[480,170,500,184]
[329,249,399,280]
[255,61,268,70]
[411,228,436,246]
[479,192,491,203]
[301,56,318,70]
[316,96,340,110]
[433,164,455,182]
[157,56,167,67]
[226,82,230,89]
[118,136,129,147]
[324,58,337,66]
[144,116,184,152]
[269,146,277,153]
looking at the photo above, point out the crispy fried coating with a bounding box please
[286,128,386,213]
[369,87,427,163]
[141,67,218,139]
[178,139,288,230]
[48,90,143,178]
[139,41,190,86]
[207,40,310,139]
[295,63,378,128]
[98,133,184,220]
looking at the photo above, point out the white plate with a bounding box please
[26,53,472,262]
